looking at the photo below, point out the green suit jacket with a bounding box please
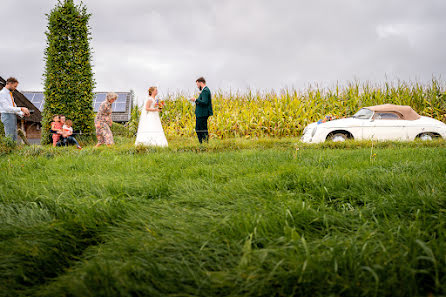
[195,86,213,118]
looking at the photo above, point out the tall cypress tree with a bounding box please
[41,0,95,144]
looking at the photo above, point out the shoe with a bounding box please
[77,146,82,150]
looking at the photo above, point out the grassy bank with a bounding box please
[0,139,445,296]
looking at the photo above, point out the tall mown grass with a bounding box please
[0,140,445,296]
[159,79,446,138]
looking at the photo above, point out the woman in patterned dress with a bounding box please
[95,92,117,147]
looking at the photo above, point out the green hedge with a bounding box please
[41,0,95,144]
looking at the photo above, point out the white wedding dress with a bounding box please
[135,97,168,147]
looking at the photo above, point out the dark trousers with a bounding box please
[65,136,80,147]
[57,136,80,147]
[196,116,209,144]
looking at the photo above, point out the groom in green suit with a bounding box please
[190,77,213,143]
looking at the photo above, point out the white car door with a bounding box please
[361,118,375,140]
[369,112,408,141]
[349,108,376,140]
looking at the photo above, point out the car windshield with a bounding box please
[352,108,373,119]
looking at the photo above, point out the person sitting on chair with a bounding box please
[57,114,67,144]
[50,114,63,147]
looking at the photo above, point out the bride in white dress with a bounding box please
[135,86,168,147]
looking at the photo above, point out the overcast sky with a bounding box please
[2,0,446,105]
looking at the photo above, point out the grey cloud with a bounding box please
[1,0,446,105]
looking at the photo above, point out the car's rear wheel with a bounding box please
[418,132,439,141]
[327,132,349,142]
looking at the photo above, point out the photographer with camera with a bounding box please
[0,77,30,142]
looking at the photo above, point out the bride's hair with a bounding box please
[148,87,157,96]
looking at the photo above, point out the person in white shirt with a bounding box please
[61,119,82,149]
[0,77,30,142]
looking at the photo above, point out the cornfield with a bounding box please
[159,79,446,138]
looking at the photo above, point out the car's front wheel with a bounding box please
[327,132,349,142]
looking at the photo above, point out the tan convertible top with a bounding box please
[365,104,421,120]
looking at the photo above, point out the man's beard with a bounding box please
[198,86,203,91]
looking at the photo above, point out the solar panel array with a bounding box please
[93,93,127,112]
[22,92,45,111]
[21,92,129,113]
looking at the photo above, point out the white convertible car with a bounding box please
[301,104,446,143]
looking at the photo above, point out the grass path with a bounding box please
[0,139,445,296]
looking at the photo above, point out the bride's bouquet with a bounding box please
[155,99,165,112]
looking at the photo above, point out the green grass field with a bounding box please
[0,138,445,297]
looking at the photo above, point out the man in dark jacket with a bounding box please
[190,77,213,143]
